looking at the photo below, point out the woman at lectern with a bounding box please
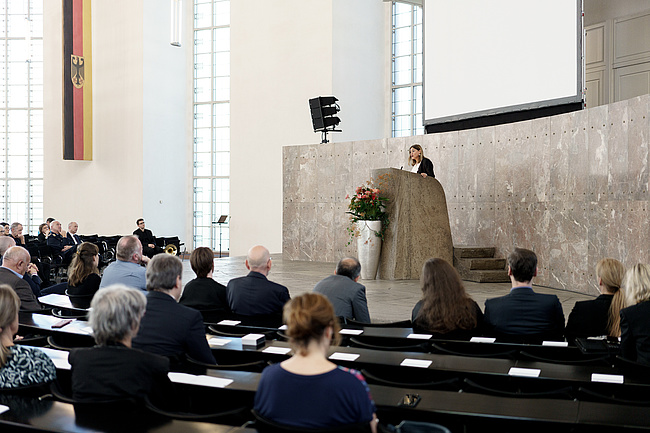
[408,144,435,178]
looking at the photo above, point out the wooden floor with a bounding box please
[181,254,595,324]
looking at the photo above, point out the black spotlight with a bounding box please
[309,96,341,143]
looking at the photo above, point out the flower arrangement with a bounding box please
[346,176,390,244]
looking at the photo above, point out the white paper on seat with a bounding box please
[278,325,288,330]
[36,347,71,370]
[339,329,363,335]
[470,337,496,343]
[38,294,77,309]
[508,367,541,377]
[262,347,291,355]
[400,358,432,368]
[168,372,233,388]
[329,352,360,361]
[217,320,241,326]
[542,341,568,347]
[0,404,8,414]
[407,333,432,340]
[591,373,624,384]
[207,337,231,346]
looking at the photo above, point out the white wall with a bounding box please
[229,0,388,256]
[44,0,190,240]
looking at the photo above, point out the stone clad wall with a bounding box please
[283,94,650,293]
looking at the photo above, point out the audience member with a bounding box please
[0,237,42,298]
[69,285,172,402]
[99,236,148,291]
[133,254,216,365]
[0,247,41,311]
[313,257,370,323]
[179,247,230,314]
[565,258,626,343]
[411,258,484,339]
[37,223,50,243]
[254,293,377,431]
[483,248,565,342]
[620,264,650,366]
[0,285,56,388]
[9,223,25,247]
[133,218,163,258]
[66,222,82,245]
[47,220,76,264]
[0,223,8,236]
[66,242,102,302]
[227,245,290,316]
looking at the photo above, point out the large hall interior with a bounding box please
[2,0,650,432]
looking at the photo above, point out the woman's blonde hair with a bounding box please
[283,293,340,355]
[67,242,99,286]
[409,144,424,166]
[0,284,20,367]
[596,258,626,337]
[624,264,650,306]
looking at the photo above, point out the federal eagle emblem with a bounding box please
[71,54,85,89]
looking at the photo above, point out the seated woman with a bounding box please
[0,284,56,389]
[411,258,484,339]
[66,242,102,301]
[179,246,230,313]
[565,258,626,343]
[37,223,49,243]
[620,264,650,366]
[254,293,377,432]
[69,284,172,402]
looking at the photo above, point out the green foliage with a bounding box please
[345,176,390,244]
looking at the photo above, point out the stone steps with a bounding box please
[453,246,510,283]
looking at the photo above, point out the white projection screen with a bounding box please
[423,0,583,130]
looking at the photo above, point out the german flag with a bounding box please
[63,0,92,161]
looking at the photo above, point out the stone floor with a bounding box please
[182,254,596,324]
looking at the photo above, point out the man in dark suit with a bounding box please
[133,218,163,258]
[227,245,290,316]
[66,221,82,245]
[484,248,565,342]
[313,257,370,323]
[0,237,42,297]
[132,253,216,365]
[0,246,42,311]
[47,220,77,264]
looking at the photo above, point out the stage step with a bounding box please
[453,246,510,283]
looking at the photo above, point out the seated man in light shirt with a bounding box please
[99,236,150,291]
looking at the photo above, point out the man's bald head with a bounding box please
[0,236,16,256]
[2,246,30,275]
[246,245,271,275]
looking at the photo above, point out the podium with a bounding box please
[373,168,453,280]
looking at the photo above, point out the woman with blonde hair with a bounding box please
[620,264,650,365]
[565,258,626,343]
[408,144,435,178]
[66,242,101,298]
[0,285,56,388]
[253,293,377,432]
[412,258,484,339]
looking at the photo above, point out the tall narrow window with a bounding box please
[193,0,230,253]
[392,1,423,137]
[0,1,43,233]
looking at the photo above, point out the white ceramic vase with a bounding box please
[356,220,382,280]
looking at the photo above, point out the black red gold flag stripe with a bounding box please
[63,0,92,161]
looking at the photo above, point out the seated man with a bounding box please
[133,218,163,258]
[313,257,370,323]
[66,221,82,245]
[99,236,149,291]
[132,254,216,365]
[227,245,290,316]
[484,248,565,342]
[0,246,42,311]
[179,246,230,314]
[9,222,25,247]
[46,220,76,263]
[0,237,42,297]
